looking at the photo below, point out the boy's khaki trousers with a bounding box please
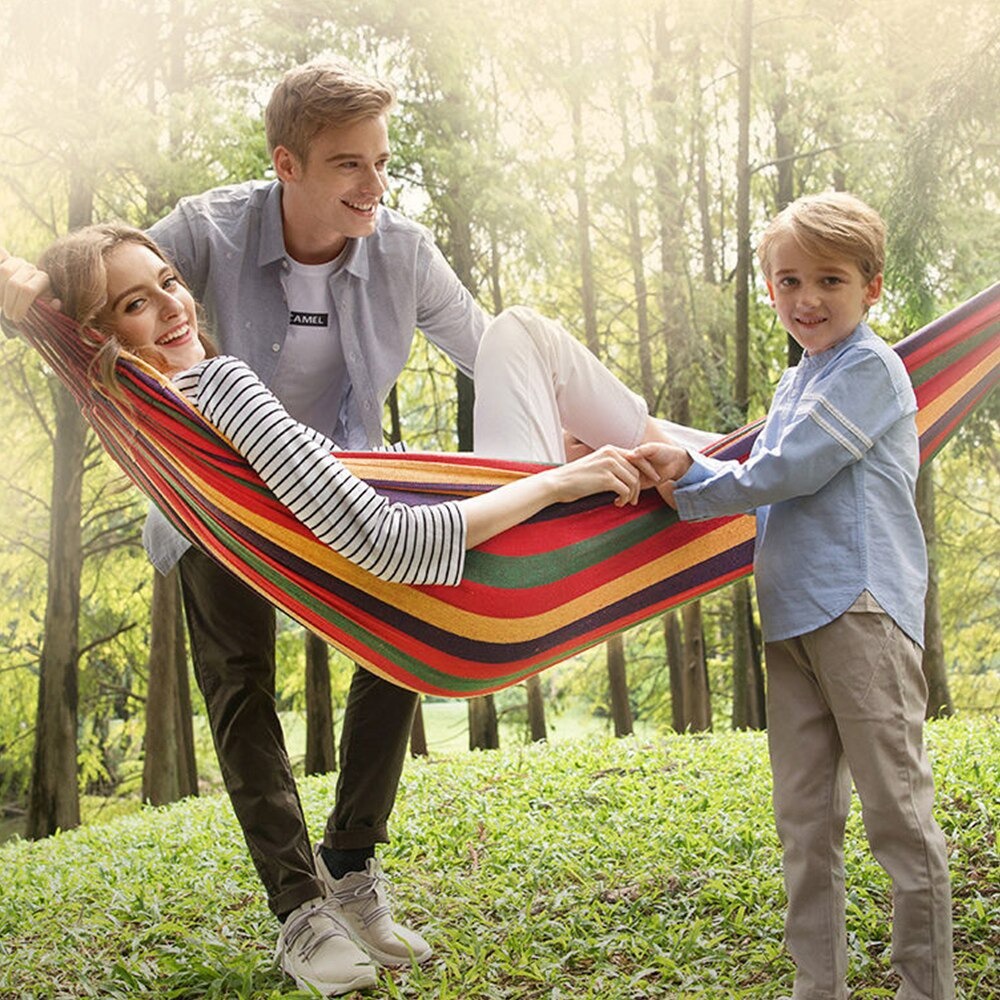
[766,594,954,1000]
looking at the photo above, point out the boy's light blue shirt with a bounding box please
[674,323,927,646]
[143,180,487,572]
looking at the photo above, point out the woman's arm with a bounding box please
[461,445,645,549]
[182,357,647,585]
[0,250,55,326]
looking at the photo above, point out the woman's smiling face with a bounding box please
[99,241,204,373]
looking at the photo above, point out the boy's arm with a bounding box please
[673,350,915,522]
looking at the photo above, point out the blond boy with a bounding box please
[640,193,954,1000]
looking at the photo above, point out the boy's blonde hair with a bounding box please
[757,192,886,282]
[264,60,396,163]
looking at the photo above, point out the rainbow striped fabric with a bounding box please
[19,283,1000,695]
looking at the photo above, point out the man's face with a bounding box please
[765,233,883,355]
[275,115,390,262]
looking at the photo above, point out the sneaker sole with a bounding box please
[360,939,432,969]
[279,956,378,995]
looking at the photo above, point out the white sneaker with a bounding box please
[315,849,432,967]
[276,896,378,996]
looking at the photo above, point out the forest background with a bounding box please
[0,0,997,841]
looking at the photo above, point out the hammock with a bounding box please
[18,284,1000,696]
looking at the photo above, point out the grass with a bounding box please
[0,716,997,999]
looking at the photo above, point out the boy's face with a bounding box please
[274,115,391,262]
[765,233,883,356]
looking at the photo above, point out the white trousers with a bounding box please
[472,306,718,463]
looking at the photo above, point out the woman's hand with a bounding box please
[462,445,645,550]
[0,249,56,326]
[544,444,643,507]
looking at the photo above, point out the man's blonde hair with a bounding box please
[757,192,886,283]
[265,60,396,163]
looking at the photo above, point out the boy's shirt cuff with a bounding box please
[674,451,734,521]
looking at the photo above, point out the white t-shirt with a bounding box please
[270,257,352,436]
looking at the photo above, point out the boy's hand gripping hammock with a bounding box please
[18,284,1000,696]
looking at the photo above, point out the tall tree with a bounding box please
[649,3,713,732]
[729,0,765,731]
[304,632,337,774]
[142,567,197,804]
[27,373,88,837]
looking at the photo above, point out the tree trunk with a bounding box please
[681,603,713,731]
[142,567,197,804]
[731,580,765,729]
[410,700,429,757]
[567,43,636,724]
[27,381,87,839]
[916,466,953,718]
[665,611,686,733]
[467,695,499,750]
[734,0,753,416]
[304,632,337,775]
[729,0,765,729]
[666,602,713,733]
[568,33,600,358]
[525,675,548,742]
[618,79,655,408]
[770,74,803,367]
[651,6,712,734]
[607,634,633,737]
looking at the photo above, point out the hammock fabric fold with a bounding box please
[19,283,1000,696]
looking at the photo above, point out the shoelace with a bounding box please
[331,869,392,927]
[283,905,351,962]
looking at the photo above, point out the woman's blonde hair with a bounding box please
[264,59,396,163]
[757,192,886,283]
[39,224,211,393]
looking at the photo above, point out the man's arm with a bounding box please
[413,235,488,378]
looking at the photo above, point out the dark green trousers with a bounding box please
[178,547,419,916]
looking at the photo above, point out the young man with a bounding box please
[2,60,486,996]
[639,193,954,1000]
[158,61,494,995]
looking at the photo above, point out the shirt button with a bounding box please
[271,343,280,352]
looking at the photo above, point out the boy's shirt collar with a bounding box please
[799,322,870,368]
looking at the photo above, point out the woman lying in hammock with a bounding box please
[26,224,699,586]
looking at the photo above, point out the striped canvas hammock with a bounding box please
[18,283,1000,696]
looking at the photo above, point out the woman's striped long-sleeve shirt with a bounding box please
[172,356,467,586]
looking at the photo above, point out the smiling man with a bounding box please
[136,60,487,996]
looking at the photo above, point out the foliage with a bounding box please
[0,718,997,998]
[0,0,997,812]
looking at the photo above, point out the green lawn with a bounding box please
[1,716,996,999]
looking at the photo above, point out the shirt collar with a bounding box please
[258,181,287,267]
[338,234,370,281]
[800,322,871,371]
[256,180,371,280]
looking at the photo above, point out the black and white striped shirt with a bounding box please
[173,356,467,586]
